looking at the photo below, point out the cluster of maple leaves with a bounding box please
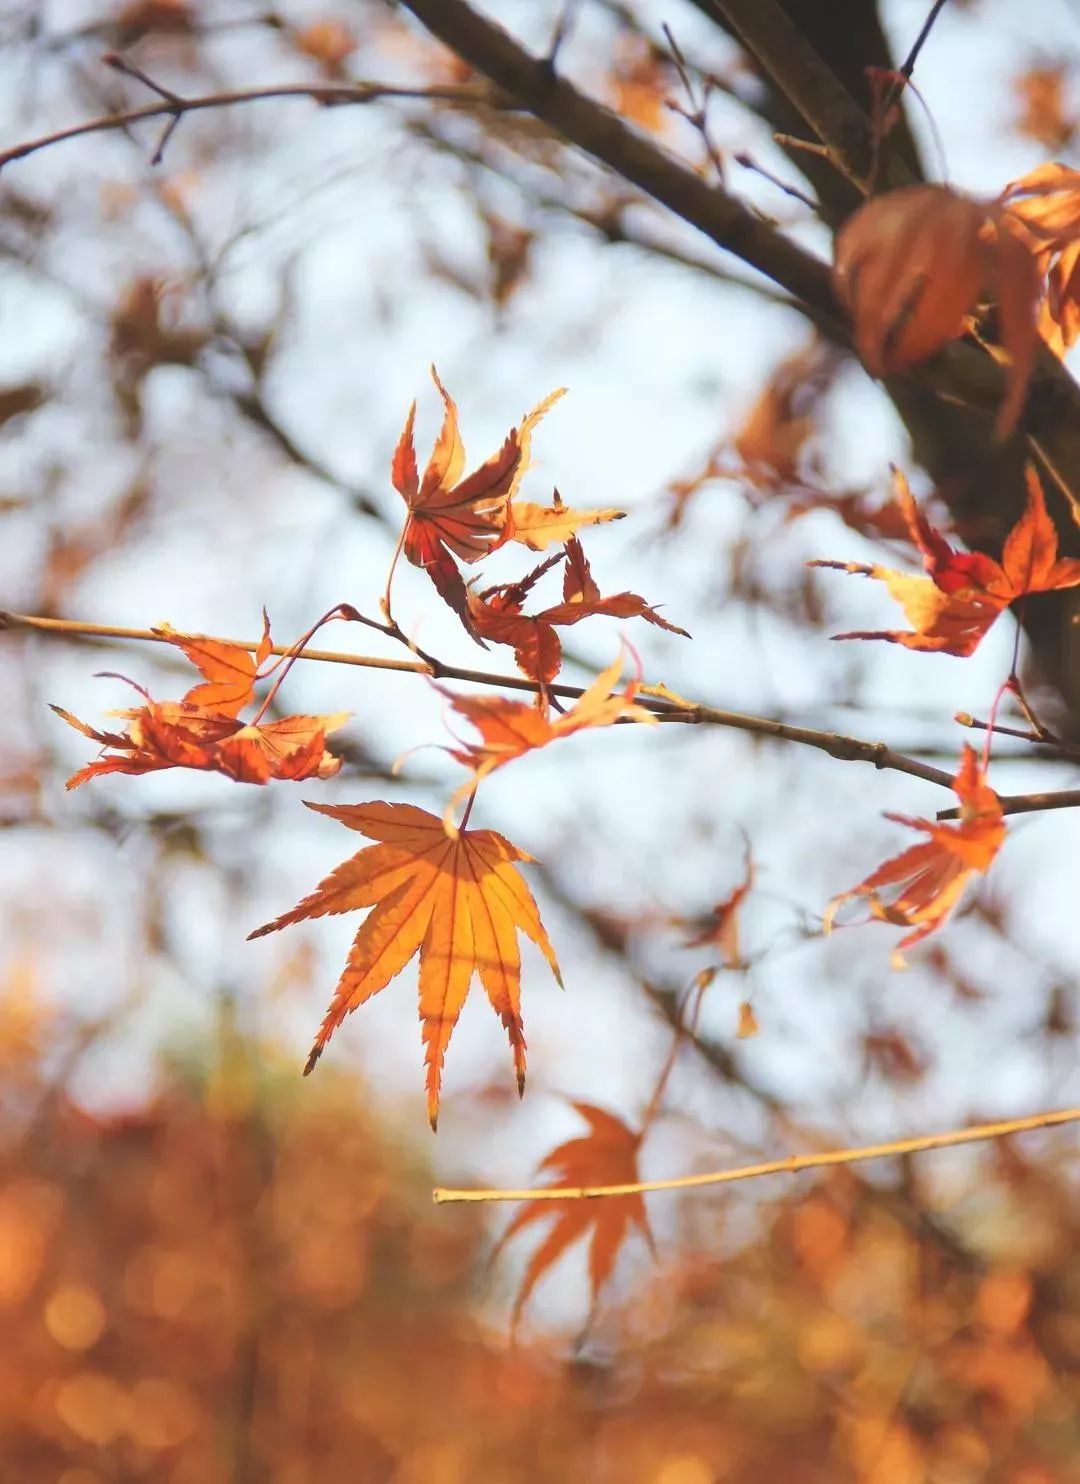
[53,149,1080,1317]
[57,371,685,1137]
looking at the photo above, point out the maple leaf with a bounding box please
[438,648,656,822]
[53,700,348,787]
[492,1102,655,1330]
[1002,163,1080,353]
[247,801,562,1128]
[732,340,839,489]
[823,746,1005,967]
[810,465,1080,655]
[833,183,1041,436]
[468,538,689,684]
[154,610,272,717]
[1002,162,1080,250]
[677,848,753,969]
[391,367,565,625]
[52,618,347,786]
[502,487,625,551]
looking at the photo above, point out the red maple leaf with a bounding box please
[467,538,689,684]
[811,465,1080,655]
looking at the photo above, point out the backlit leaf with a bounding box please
[823,746,1005,967]
[53,701,347,788]
[52,615,347,787]
[438,648,655,823]
[810,465,1080,655]
[248,802,561,1128]
[154,610,273,718]
[391,368,565,626]
[468,539,689,684]
[833,185,1041,436]
[492,1102,654,1330]
[503,488,625,551]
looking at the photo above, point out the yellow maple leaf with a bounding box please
[248,801,561,1128]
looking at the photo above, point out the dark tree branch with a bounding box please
[396,0,839,317]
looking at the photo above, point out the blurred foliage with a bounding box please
[1,1011,1079,1481]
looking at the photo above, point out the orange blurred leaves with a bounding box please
[1004,162,1080,353]
[248,801,561,1128]
[833,184,1041,435]
[493,1102,654,1330]
[824,745,1005,966]
[677,850,753,969]
[811,465,1080,655]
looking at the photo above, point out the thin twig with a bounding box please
[734,150,819,212]
[396,0,836,312]
[432,1105,1080,1203]
[956,711,1080,761]
[14,609,1078,818]
[1,608,956,792]
[0,78,491,171]
[662,21,725,183]
[897,0,951,84]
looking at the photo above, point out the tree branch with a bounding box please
[938,788,1080,821]
[697,0,911,194]
[0,608,952,790]
[0,78,489,171]
[433,1105,1080,1204]
[396,0,839,317]
[14,609,1079,817]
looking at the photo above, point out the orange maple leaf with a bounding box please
[502,486,625,551]
[467,538,689,684]
[154,610,272,717]
[810,465,1080,655]
[53,701,348,788]
[1002,163,1080,353]
[1013,67,1076,153]
[833,183,1041,436]
[677,847,754,969]
[247,801,561,1128]
[492,1102,655,1330]
[391,367,564,625]
[52,618,348,786]
[438,648,656,823]
[823,746,1005,967]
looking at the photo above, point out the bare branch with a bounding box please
[0,77,491,172]
[433,1105,1080,1204]
[0,608,955,791]
[938,788,1080,822]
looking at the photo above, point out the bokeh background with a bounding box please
[2,1,1080,1479]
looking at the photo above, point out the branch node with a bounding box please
[103,52,185,107]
